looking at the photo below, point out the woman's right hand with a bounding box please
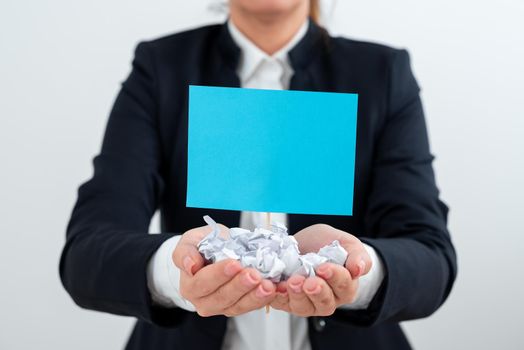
[172,224,276,317]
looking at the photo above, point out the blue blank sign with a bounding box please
[187,85,358,216]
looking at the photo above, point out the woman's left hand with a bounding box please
[270,224,372,316]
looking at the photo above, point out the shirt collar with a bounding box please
[227,19,309,83]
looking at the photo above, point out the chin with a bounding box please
[231,0,306,17]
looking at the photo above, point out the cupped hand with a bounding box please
[270,263,357,316]
[270,224,372,316]
[172,224,276,317]
[295,224,372,278]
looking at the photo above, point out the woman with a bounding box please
[60,1,457,349]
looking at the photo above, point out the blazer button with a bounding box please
[313,317,326,332]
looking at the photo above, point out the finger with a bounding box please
[217,224,230,239]
[172,240,206,276]
[172,222,231,275]
[197,268,262,314]
[316,263,357,303]
[287,275,315,316]
[270,281,290,312]
[186,259,243,298]
[303,276,336,316]
[224,279,276,316]
[344,248,372,278]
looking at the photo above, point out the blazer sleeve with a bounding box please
[59,42,188,327]
[333,49,457,326]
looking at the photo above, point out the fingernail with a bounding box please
[183,256,194,275]
[318,266,332,279]
[256,284,271,298]
[224,262,239,277]
[242,271,259,286]
[305,284,322,295]
[289,281,302,293]
[358,260,366,276]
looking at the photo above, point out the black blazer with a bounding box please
[60,20,457,350]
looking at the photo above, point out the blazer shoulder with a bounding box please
[137,23,223,55]
[329,35,409,64]
[151,23,221,45]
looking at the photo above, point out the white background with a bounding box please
[1,0,523,349]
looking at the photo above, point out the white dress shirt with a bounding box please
[147,19,385,350]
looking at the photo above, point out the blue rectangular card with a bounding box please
[187,85,358,216]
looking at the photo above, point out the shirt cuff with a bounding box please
[146,235,196,312]
[338,243,386,310]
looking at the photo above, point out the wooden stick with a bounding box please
[265,212,271,314]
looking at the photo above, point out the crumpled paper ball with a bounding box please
[197,216,348,282]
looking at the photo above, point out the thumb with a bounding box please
[172,241,205,276]
[344,247,372,279]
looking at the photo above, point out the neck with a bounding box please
[229,2,309,55]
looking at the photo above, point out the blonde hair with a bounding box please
[309,0,321,24]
